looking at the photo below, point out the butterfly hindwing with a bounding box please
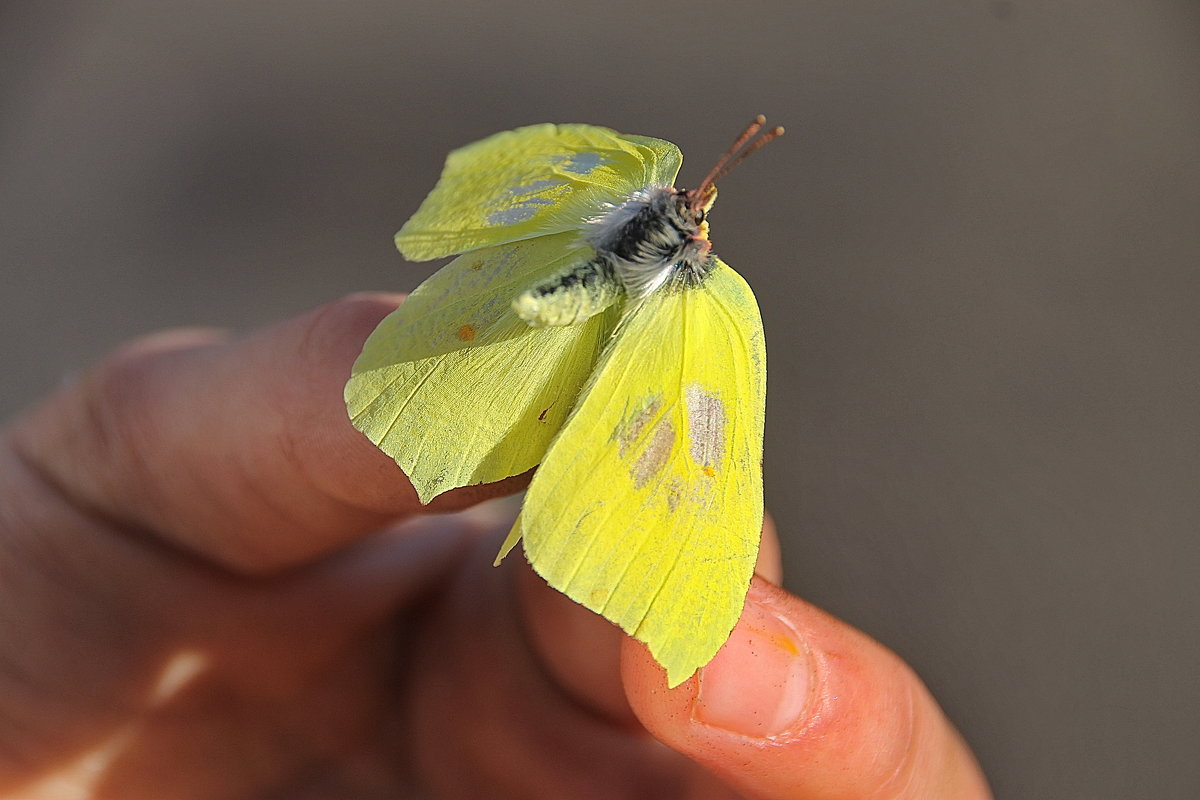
[395,124,683,260]
[346,232,619,502]
[513,260,766,687]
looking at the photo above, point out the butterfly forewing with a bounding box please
[395,125,683,260]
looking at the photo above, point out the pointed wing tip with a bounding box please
[393,233,423,261]
[412,481,441,506]
[664,669,695,690]
[394,229,449,262]
[494,516,524,566]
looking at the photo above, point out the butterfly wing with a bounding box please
[346,232,619,502]
[513,260,766,687]
[395,124,683,260]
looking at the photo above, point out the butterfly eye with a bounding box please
[697,209,706,223]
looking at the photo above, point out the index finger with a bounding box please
[6,294,525,573]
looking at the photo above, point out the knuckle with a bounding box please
[300,292,405,357]
[81,335,205,518]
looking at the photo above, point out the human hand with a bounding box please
[0,294,991,798]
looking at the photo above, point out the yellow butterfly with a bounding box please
[345,120,779,686]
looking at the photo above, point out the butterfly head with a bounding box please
[678,184,718,245]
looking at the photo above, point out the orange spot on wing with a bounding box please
[457,324,477,341]
[702,465,716,477]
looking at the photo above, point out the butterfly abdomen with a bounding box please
[513,256,622,326]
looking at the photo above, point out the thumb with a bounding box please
[622,577,991,799]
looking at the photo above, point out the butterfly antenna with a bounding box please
[695,115,785,196]
[708,123,785,186]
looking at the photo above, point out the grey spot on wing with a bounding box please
[485,184,560,226]
[614,396,663,457]
[508,178,566,195]
[559,152,605,174]
[633,419,675,489]
[685,385,726,472]
[486,206,539,226]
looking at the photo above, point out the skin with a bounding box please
[0,294,992,799]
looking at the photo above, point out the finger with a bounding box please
[622,578,992,799]
[405,530,701,797]
[5,294,527,573]
[405,518,785,796]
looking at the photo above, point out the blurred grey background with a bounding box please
[3,1,1198,797]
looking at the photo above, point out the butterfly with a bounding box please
[345,119,780,686]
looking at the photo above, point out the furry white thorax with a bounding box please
[583,186,713,298]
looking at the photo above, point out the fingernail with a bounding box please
[692,590,814,738]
